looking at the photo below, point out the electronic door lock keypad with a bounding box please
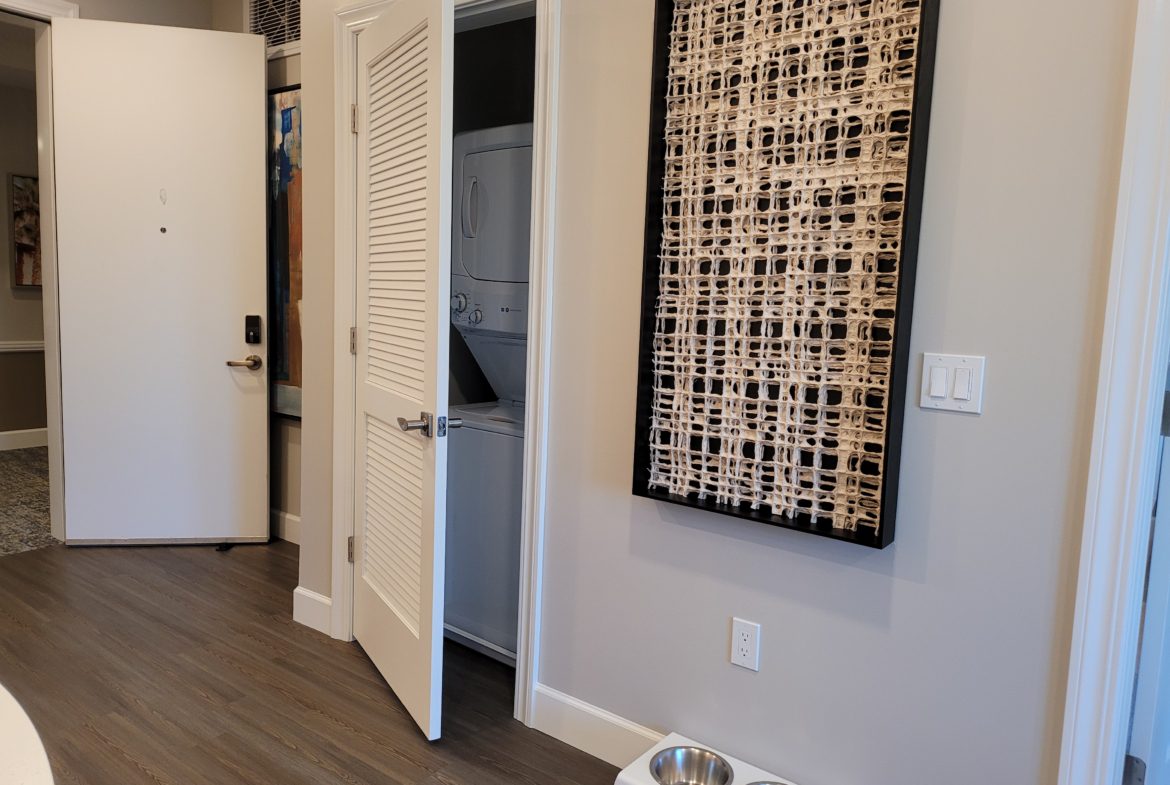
[245,315,262,344]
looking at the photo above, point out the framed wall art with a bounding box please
[268,85,303,418]
[632,0,939,548]
[10,174,40,288]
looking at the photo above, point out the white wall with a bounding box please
[536,2,1134,784]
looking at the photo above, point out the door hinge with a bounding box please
[347,535,355,564]
[1124,755,1146,785]
[351,103,358,135]
[349,326,357,355]
[1162,390,1170,436]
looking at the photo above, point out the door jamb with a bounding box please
[330,0,560,727]
[1058,0,1170,782]
[0,0,79,544]
[0,0,75,19]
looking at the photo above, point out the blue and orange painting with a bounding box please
[269,87,302,416]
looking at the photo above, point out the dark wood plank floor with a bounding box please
[0,541,617,785]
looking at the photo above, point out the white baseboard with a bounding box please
[293,586,332,635]
[0,428,48,451]
[271,509,301,545]
[530,683,663,768]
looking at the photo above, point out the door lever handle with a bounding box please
[397,412,434,438]
[226,355,263,370]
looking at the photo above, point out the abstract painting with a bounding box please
[632,0,939,548]
[10,175,40,288]
[269,86,303,417]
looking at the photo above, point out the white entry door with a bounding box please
[352,0,453,741]
[51,20,268,543]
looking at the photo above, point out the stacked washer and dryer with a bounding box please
[444,123,533,663]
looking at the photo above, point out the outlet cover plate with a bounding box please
[731,617,760,671]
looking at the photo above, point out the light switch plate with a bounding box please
[920,353,986,414]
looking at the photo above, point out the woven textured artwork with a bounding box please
[635,0,936,546]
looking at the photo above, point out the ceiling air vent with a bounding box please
[250,0,300,55]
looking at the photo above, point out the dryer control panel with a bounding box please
[451,275,528,336]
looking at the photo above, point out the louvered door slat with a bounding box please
[364,24,430,403]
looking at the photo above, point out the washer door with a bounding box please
[445,426,524,657]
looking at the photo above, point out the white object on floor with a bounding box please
[0,683,52,785]
[615,733,798,785]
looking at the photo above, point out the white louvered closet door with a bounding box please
[353,0,453,741]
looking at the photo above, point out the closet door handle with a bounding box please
[461,175,478,239]
[397,412,434,438]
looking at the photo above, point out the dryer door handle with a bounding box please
[461,176,479,238]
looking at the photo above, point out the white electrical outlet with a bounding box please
[730,617,761,671]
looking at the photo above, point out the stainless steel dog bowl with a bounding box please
[649,746,734,785]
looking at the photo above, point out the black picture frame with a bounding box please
[631,0,941,549]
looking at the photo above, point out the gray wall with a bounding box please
[537,2,1134,784]
[0,82,41,346]
[299,0,343,594]
[267,53,299,87]
[299,2,1137,783]
[271,415,300,517]
[0,352,46,431]
[75,0,211,27]
[0,48,46,434]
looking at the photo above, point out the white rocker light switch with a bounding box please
[920,353,986,414]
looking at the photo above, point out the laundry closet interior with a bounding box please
[443,2,536,673]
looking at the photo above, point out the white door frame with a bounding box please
[330,0,560,726]
[1059,0,1170,782]
[0,0,75,19]
[0,0,78,544]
